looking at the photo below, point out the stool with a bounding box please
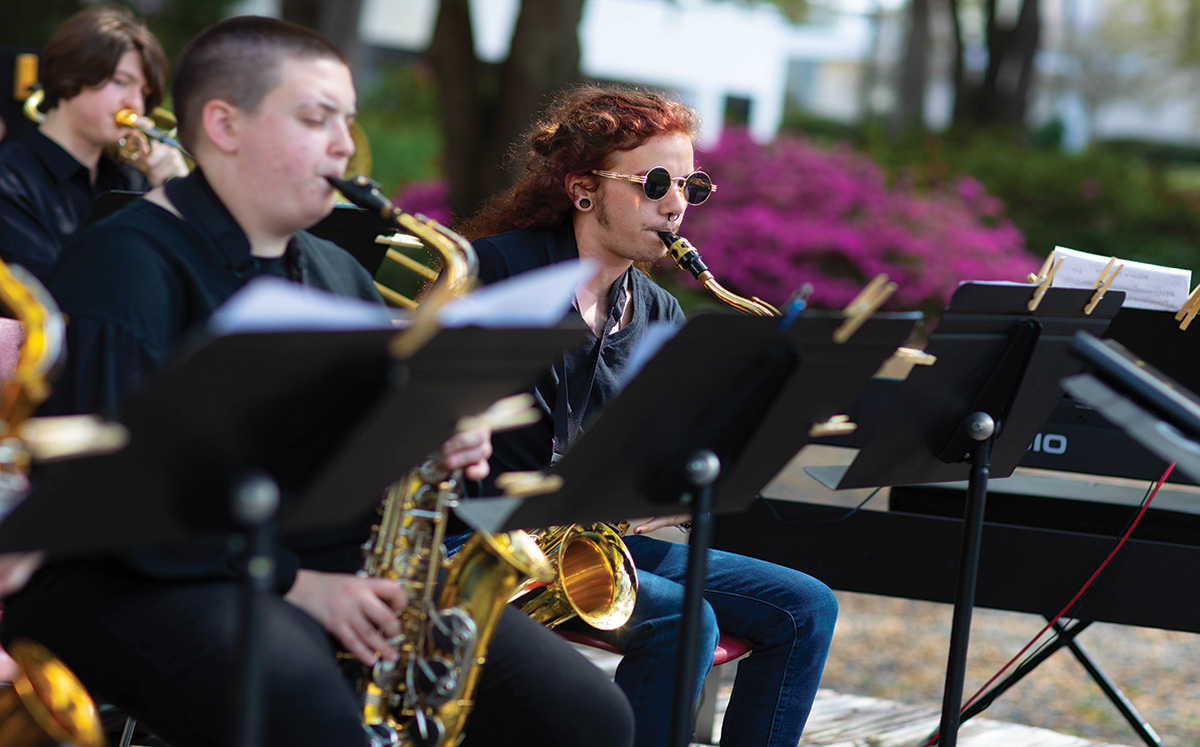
[557,629,753,745]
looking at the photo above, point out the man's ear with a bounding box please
[564,173,594,205]
[200,99,240,155]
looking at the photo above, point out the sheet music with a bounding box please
[208,259,599,336]
[437,259,597,329]
[1049,245,1191,312]
[207,277,394,335]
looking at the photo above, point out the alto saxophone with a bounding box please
[658,231,780,316]
[510,232,782,632]
[351,464,552,747]
[329,175,553,747]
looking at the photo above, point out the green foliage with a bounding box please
[0,1,239,64]
[356,61,445,199]
[841,127,1200,273]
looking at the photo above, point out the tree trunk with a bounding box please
[947,0,967,121]
[953,0,1041,129]
[429,0,585,220]
[892,0,930,134]
[490,0,585,193]
[317,0,364,76]
[280,0,320,28]
[428,0,485,221]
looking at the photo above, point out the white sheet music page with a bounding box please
[207,276,394,335]
[1049,245,1191,311]
[436,259,598,328]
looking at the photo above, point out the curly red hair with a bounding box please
[459,85,701,240]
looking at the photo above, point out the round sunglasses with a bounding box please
[590,167,717,205]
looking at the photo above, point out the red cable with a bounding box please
[920,462,1175,747]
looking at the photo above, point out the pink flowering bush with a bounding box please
[682,129,1038,311]
[394,180,453,227]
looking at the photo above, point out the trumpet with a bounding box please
[23,88,187,173]
[112,108,189,167]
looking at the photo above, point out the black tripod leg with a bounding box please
[960,619,1092,722]
[1052,619,1162,747]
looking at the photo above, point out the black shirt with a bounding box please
[45,168,384,418]
[42,168,386,588]
[471,226,686,496]
[0,131,150,281]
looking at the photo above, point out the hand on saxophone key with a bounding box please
[436,425,493,481]
[284,570,409,666]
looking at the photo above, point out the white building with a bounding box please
[238,0,883,146]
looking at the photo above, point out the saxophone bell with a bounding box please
[0,639,104,747]
[511,522,638,631]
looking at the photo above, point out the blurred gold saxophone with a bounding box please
[0,259,105,747]
[328,175,554,747]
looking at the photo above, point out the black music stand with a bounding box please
[0,323,582,747]
[457,310,921,747]
[1064,331,1200,483]
[806,283,1123,747]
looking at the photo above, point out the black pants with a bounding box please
[0,560,633,747]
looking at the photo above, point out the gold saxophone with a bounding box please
[659,231,780,316]
[510,521,637,631]
[0,259,105,747]
[329,174,554,747]
[508,231,783,633]
[351,464,552,747]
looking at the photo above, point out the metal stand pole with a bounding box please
[231,471,280,747]
[936,412,995,747]
[669,449,721,747]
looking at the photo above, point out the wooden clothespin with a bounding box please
[457,393,540,434]
[1026,252,1056,284]
[892,347,937,366]
[495,470,565,498]
[1027,256,1065,312]
[1175,285,1200,331]
[834,274,897,344]
[1083,257,1123,315]
[808,415,857,439]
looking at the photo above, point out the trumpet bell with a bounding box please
[0,639,104,747]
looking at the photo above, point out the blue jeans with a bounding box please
[447,531,837,747]
[584,534,838,747]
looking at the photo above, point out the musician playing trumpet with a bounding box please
[455,85,838,747]
[0,5,187,281]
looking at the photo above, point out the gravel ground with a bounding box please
[819,591,1200,746]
